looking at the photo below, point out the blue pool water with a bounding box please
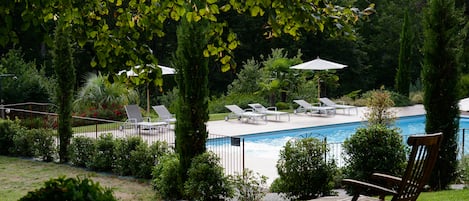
[218,115,469,159]
[238,115,469,143]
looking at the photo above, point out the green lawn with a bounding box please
[2,156,468,201]
[418,189,469,201]
[0,156,155,201]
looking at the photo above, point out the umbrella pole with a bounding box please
[146,83,150,114]
[317,78,321,102]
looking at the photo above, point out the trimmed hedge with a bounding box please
[2,119,56,161]
[69,134,172,179]
[69,136,96,168]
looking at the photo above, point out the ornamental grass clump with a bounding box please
[343,88,407,193]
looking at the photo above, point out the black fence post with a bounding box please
[324,137,327,163]
[242,138,245,171]
[463,129,465,159]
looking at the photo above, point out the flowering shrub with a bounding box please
[76,104,125,121]
[73,73,138,123]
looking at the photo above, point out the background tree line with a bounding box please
[4,0,468,102]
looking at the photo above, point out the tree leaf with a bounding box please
[170,11,180,21]
[250,6,261,16]
[102,24,109,32]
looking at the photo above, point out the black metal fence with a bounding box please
[3,102,469,173]
[2,102,245,176]
[295,129,469,167]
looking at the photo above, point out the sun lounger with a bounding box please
[248,103,290,121]
[123,104,167,132]
[293,99,335,116]
[152,105,177,124]
[224,105,267,124]
[319,97,358,115]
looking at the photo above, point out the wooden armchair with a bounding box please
[342,133,443,201]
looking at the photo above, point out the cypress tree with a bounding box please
[422,0,463,190]
[395,11,412,96]
[53,15,76,163]
[173,17,210,185]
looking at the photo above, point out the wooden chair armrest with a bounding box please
[371,173,402,185]
[342,178,397,200]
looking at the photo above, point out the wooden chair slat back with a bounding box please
[393,133,442,201]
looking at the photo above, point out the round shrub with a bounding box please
[113,136,143,176]
[343,124,407,183]
[89,133,116,172]
[274,137,337,200]
[230,169,267,201]
[19,176,116,201]
[152,154,183,200]
[184,152,234,201]
[30,129,56,162]
[129,141,172,179]
[69,136,96,168]
[11,127,34,157]
[0,119,22,155]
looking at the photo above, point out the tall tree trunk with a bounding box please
[395,11,412,97]
[173,18,209,187]
[53,16,75,163]
[422,0,463,190]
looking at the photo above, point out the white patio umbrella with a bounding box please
[118,64,176,113]
[117,64,176,76]
[290,57,347,100]
[459,98,469,111]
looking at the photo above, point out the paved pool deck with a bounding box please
[207,104,426,137]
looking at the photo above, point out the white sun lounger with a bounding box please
[248,103,290,121]
[293,99,335,116]
[224,105,267,124]
[123,104,167,132]
[152,105,177,124]
[319,97,358,115]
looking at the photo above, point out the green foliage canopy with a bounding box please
[2,0,373,73]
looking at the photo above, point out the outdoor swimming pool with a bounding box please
[207,115,469,183]
[233,115,469,159]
